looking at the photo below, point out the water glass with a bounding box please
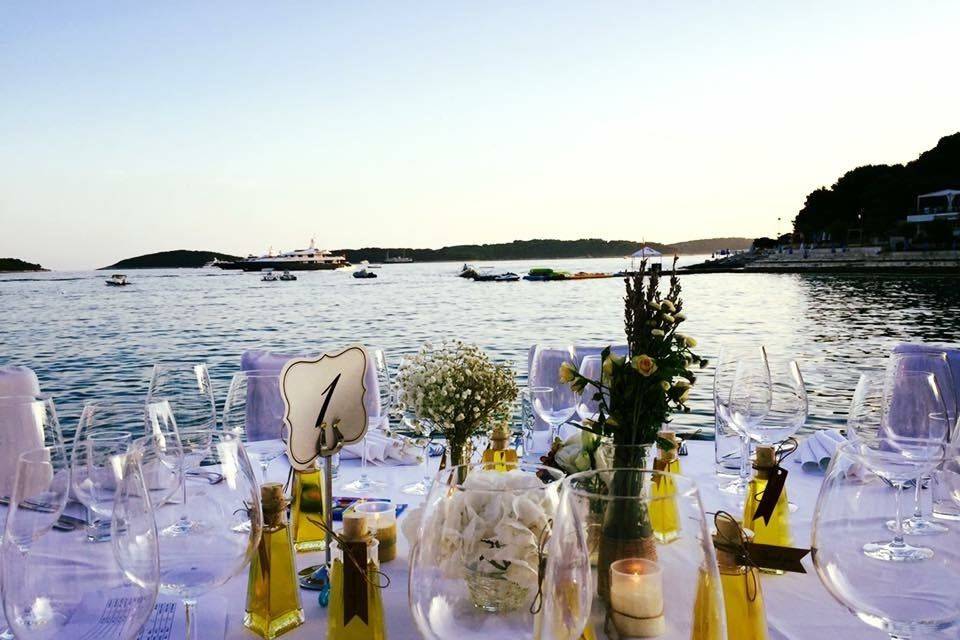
[70,431,133,541]
[147,362,216,433]
[530,386,577,447]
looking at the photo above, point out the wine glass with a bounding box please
[70,430,133,542]
[887,352,957,532]
[529,344,578,447]
[147,362,216,433]
[717,346,771,495]
[370,347,394,424]
[881,370,950,538]
[813,438,959,639]
[540,468,727,639]
[530,387,578,447]
[409,461,564,639]
[221,371,288,483]
[2,445,160,640]
[0,395,66,640]
[144,399,213,534]
[140,431,261,640]
[400,413,435,497]
[576,355,603,422]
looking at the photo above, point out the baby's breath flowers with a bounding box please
[396,340,517,464]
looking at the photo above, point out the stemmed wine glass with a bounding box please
[2,445,160,640]
[341,349,392,493]
[813,438,958,639]
[145,400,212,535]
[880,370,951,543]
[529,344,578,449]
[147,362,216,433]
[717,346,772,495]
[886,351,957,534]
[0,395,66,640]
[134,431,261,640]
[848,371,948,561]
[70,430,133,542]
[576,355,603,422]
[221,370,288,483]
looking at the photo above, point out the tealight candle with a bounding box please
[349,501,397,563]
[609,558,666,638]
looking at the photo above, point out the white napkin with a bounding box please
[340,418,425,466]
[795,429,848,472]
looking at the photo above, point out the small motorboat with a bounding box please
[568,271,616,280]
[353,268,378,279]
[105,274,130,286]
[261,269,278,282]
[473,271,520,282]
[523,268,569,281]
[279,270,297,281]
[458,264,478,278]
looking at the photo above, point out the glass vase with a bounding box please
[540,468,727,640]
[409,461,564,639]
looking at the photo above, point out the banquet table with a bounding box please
[204,440,879,640]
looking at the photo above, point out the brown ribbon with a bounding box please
[751,438,797,525]
[713,511,809,576]
[306,516,391,626]
[529,520,552,615]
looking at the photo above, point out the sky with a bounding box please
[2,1,959,270]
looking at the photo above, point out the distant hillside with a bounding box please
[335,237,751,263]
[101,250,242,270]
[668,237,753,254]
[0,258,46,272]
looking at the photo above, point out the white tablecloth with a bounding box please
[210,441,880,640]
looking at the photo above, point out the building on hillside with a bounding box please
[906,189,960,240]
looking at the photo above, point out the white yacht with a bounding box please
[261,269,278,282]
[236,239,349,271]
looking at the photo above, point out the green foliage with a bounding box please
[102,250,242,270]
[562,258,705,448]
[0,258,44,272]
[793,132,960,239]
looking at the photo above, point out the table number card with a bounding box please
[280,345,370,471]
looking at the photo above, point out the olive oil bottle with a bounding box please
[291,461,326,552]
[693,515,768,640]
[329,512,387,640]
[743,445,791,549]
[244,483,304,639]
[482,424,518,471]
[651,430,681,543]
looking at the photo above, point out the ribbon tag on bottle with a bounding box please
[280,345,369,471]
[714,511,809,574]
[343,538,370,626]
[751,465,787,525]
[742,541,809,574]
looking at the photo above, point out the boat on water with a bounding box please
[353,267,378,279]
[278,270,297,281]
[223,239,349,271]
[473,271,520,282]
[384,251,413,263]
[202,258,222,268]
[261,269,278,282]
[523,268,569,281]
[105,274,130,286]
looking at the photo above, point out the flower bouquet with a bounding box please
[396,340,518,471]
[560,257,706,597]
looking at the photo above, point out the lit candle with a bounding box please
[350,501,397,563]
[609,558,666,637]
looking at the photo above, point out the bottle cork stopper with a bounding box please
[490,424,509,450]
[755,445,776,468]
[260,482,286,515]
[713,515,748,568]
[658,430,678,459]
[342,511,368,540]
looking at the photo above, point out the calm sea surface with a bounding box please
[2,256,960,437]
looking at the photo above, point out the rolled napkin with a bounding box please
[795,429,848,472]
[0,366,41,397]
[340,423,425,466]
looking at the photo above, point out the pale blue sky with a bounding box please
[2,1,959,269]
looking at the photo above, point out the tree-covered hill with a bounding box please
[0,258,46,272]
[101,250,242,270]
[793,132,960,240]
